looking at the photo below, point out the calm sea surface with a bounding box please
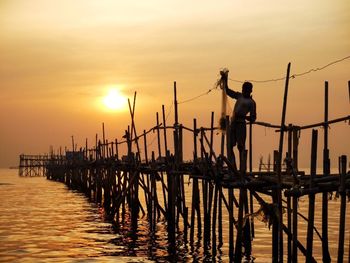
[0,168,349,262]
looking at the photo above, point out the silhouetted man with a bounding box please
[221,71,256,171]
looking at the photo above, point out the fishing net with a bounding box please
[242,203,285,230]
[219,68,229,131]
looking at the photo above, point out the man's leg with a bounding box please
[237,144,245,171]
[229,123,238,173]
[237,122,247,171]
[230,146,238,172]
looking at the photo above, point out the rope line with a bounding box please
[179,55,350,104]
[178,81,220,104]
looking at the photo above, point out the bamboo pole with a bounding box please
[162,105,168,154]
[143,130,150,210]
[249,122,255,239]
[190,119,197,243]
[115,139,119,160]
[337,155,347,263]
[200,129,209,249]
[226,115,235,261]
[276,62,291,262]
[212,176,219,258]
[102,122,106,157]
[291,126,299,262]
[156,112,162,158]
[218,184,223,247]
[156,109,167,216]
[235,150,249,262]
[287,124,292,263]
[194,119,202,240]
[322,81,331,263]
[306,129,318,262]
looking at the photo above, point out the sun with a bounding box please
[102,88,127,111]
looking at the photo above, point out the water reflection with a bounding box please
[0,170,152,262]
[0,169,349,262]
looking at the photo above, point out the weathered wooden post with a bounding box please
[249,121,255,239]
[287,123,292,263]
[226,115,235,261]
[322,81,331,263]
[200,129,211,250]
[96,141,102,204]
[292,127,299,262]
[102,122,106,157]
[162,105,168,154]
[306,129,317,262]
[190,118,201,243]
[155,112,167,212]
[275,62,291,262]
[235,150,248,262]
[337,155,347,263]
[167,81,178,251]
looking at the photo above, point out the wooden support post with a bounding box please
[306,129,318,262]
[128,93,141,161]
[167,161,176,251]
[337,155,347,263]
[190,118,201,243]
[292,127,299,263]
[156,112,162,158]
[292,129,299,172]
[273,150,278,172]
[225,116,235,261]
[322,81,331,263]
[276,62,291,262]
[209,112,214,161]
[178,125,188,241]
[174,81,178,125]
[272,150,279,262]
[156,112,166,215]
[212,179,219,258]
[143,130,149,164]
[235,150,248,262]
[200,129,209,249]
[218,185,223,247]
[102,122,106,157]
[162,105,168,154]
[115,139,119,160]
[143,130,150,209]
[132,169,140,232]
[287,195,292,263]
[150,152,157,232]
[167,81,178,252]
[287,124,292,263]
[249,122,255,239]
[291,126,299,262]
[71,135,75,152]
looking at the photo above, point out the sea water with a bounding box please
[0,168,349,262]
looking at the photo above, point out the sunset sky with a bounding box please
[0,0,349,168]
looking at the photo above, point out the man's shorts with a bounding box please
[230,120,246,148]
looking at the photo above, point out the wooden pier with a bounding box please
[19,154,50,176]
[19,78,350,262]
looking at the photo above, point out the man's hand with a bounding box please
[220,71,228,89]
[246,115,256,123]
[220,69,229,80]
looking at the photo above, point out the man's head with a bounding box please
[242,82,253,97]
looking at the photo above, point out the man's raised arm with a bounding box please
[220,72,240,99]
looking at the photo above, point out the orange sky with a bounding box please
[0,1,349,168]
